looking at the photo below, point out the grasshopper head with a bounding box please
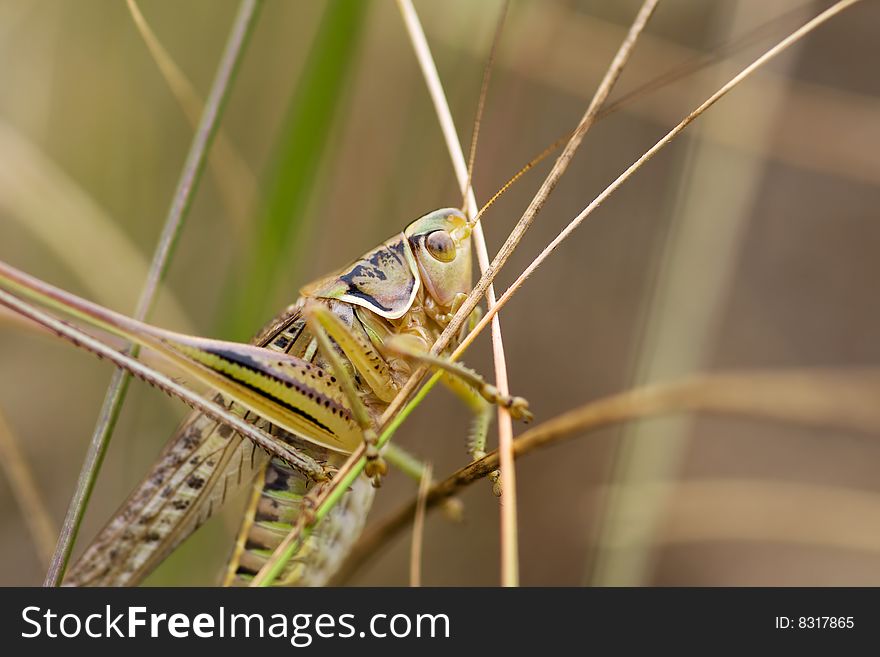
[405,208,472,309]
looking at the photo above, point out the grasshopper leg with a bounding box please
[439,373,502,496]
[303,302,400,486]
[382,442,428,481]
[382,442,464,521]
[383,334,533,422]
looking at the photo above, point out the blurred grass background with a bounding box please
[1,0,879,586]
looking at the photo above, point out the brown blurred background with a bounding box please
[1,0,879,586]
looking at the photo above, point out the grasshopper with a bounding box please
[1,207,530,586]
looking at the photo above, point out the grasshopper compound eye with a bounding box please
[425,230,456,263]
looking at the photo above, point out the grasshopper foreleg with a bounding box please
[303,302,400,487]
[383,334,533,422]
[383,330,530,498]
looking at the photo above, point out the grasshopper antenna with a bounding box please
[462,0,509,220]
[474,133,569,224]
[471,0,813,224]
[600,0,811,119]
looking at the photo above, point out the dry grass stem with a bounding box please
[396,0,521,585]
[428,2,879,186]
[410,463,433,587]
[400,0,660,586]
[449,0,862,360]
[431,0,661,367]
[125,0,256,225]
[332,368,880,581]
[43,0,264,587]
[0,289,324,480]
[0,408,57,567]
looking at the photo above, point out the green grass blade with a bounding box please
[43,0,264,587]
[222,0,370,340]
